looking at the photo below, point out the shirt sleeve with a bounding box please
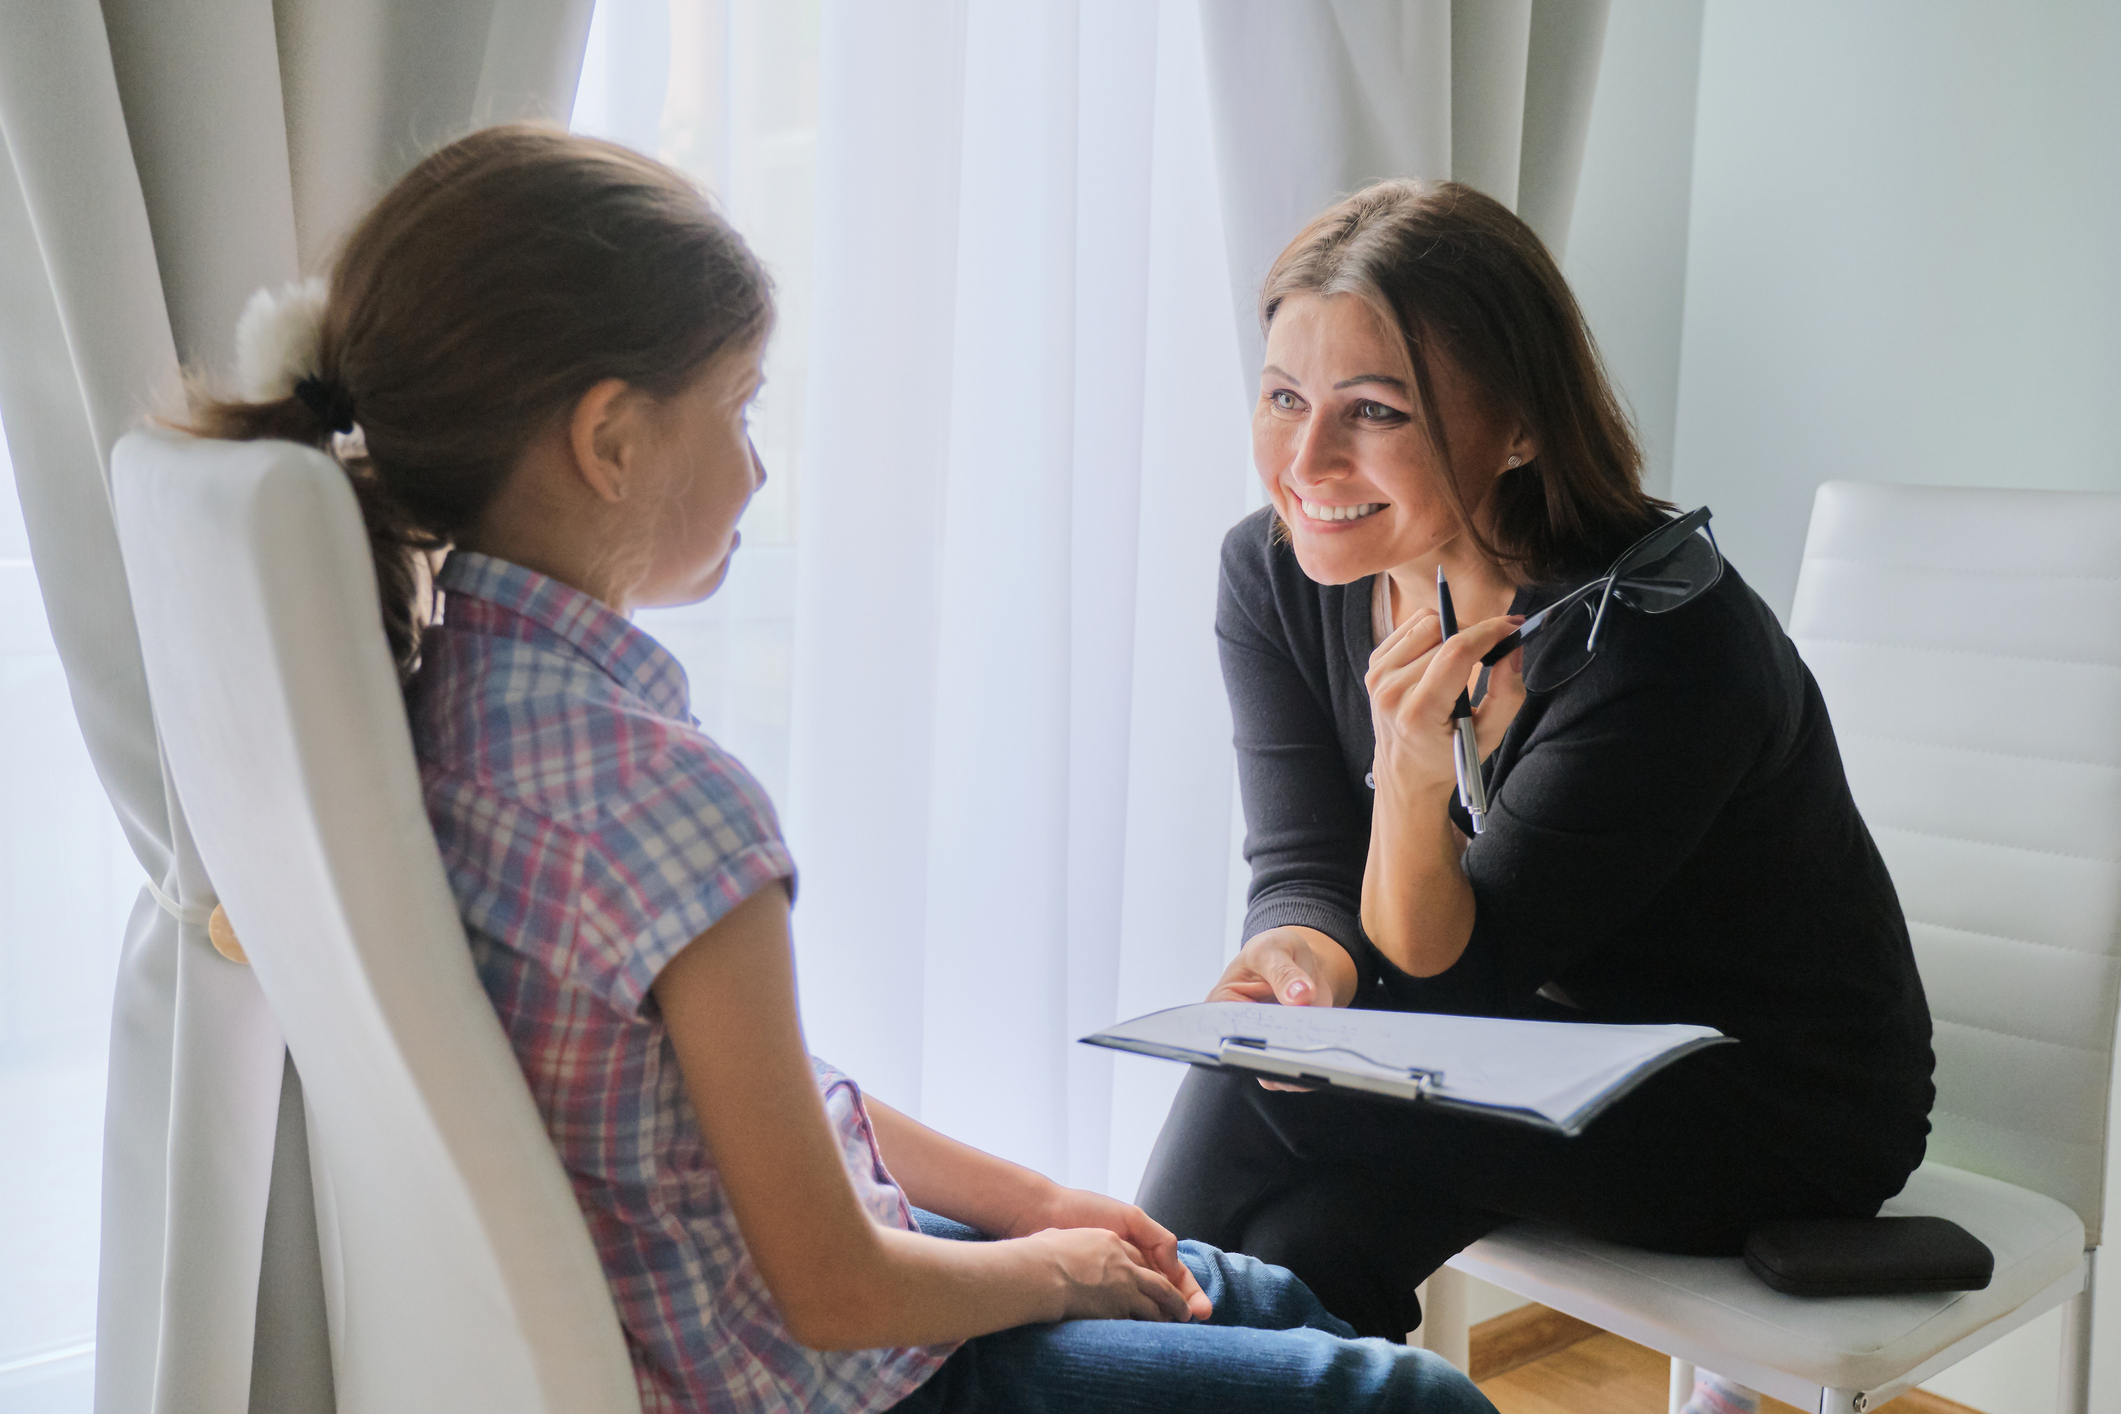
[1442,589,1780,1000]
[1218,518,1373,970]
[571,736,797,1015]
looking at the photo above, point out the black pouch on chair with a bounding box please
[1743,1217,1993,1297]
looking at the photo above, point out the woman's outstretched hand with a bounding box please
[1206,926,1358,1090]
[1207,925,1355,1008]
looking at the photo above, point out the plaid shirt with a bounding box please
[409,553,953,1413]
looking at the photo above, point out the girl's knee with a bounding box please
[1178,1240,1357,1338]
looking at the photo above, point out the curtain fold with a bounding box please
[1518,0,1614,261]
[787,0,1251,1197]
[1201,0,1611,373]
[0,3,591,1408]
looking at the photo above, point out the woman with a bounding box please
[1136,179,1935,1374]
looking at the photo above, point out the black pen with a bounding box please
[1437,566,1489,834]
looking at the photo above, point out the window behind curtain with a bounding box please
[571,0,820,806]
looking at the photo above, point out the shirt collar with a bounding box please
[435,552,693,721]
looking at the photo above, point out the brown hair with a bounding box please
[1261,179,1658,582]
[188,124,773,676]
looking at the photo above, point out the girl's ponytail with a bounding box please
[188,276,440,675]
[185,125,773,679]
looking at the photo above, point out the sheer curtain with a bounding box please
[0,6,593,1411]
[785,0,1252,1201]
[569,0,818,807]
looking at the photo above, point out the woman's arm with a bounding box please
[652,885,1197,1350]
[1360,607,1525,977]
[1211,517,1372,1003]
[1365,587,1778,995]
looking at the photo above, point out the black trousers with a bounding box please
[1136,1050,1920,1341]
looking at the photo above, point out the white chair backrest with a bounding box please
[1790,481,2121,1244]
[111,430,639,1414]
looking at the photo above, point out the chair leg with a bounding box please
[1817,1391,1864,1413]
[2057,1248,2095,1414]
[1667,1357,1695,1414]
[1415,1267,1471,1373]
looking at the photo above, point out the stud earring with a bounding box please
[1506,454,1523,469]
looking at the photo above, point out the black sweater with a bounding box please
[1220,506,1934,1161]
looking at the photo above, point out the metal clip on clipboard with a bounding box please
[1217,1036,1444,1102]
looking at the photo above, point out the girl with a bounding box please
[191,127,1496,1414]
[1134,180,1934,1414]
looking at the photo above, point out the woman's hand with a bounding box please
[1207,926,1357,1090]
[1207,925,1356,1008]
[1364,607,1526,798]
[1008,1188,1212,1321]
[1016,1226,1199,1323]
[1357,609,1523,978]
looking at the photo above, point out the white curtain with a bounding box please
[787,0,1612,1203]
[786,0,1251,1200]
[1203,0,1612,371]
[0,4,592,1410]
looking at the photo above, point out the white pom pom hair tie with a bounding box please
[233,276,358,434]
[233,277,330,402]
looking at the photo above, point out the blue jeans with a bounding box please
[887,1212,1495,1414]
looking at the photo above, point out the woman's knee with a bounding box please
[1137,1067,1299,1242]
[1233,1168,1500,1341]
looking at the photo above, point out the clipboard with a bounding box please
[1084,1001,1731,1136]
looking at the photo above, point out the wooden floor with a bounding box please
[1473,1310,1979,1414]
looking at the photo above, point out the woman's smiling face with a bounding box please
[1254,292,1521,586]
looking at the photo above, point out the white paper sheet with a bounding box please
[1083,1002,1730,1136]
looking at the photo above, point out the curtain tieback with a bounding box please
[145,876,248,963]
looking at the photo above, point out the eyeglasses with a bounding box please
[1480,506,1722,694]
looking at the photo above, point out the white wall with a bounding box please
[1671,0,2121,621]
[1661,4,2121,1411]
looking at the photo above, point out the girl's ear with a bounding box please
[567,378,638,503]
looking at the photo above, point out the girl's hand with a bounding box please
[1010,1187,1213,1321]
[1020,1226,1198,1323]
[1365,607,1526,800]
[1207,925,1355,1008]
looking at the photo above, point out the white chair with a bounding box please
[109,428,641,1414]
[1442,482,2121,1413]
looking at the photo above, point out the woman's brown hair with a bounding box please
[188,124,773,676]
[1261,178,1658,582]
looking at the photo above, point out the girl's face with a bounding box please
[629,340,769,609]
[1253,293,1523,586]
